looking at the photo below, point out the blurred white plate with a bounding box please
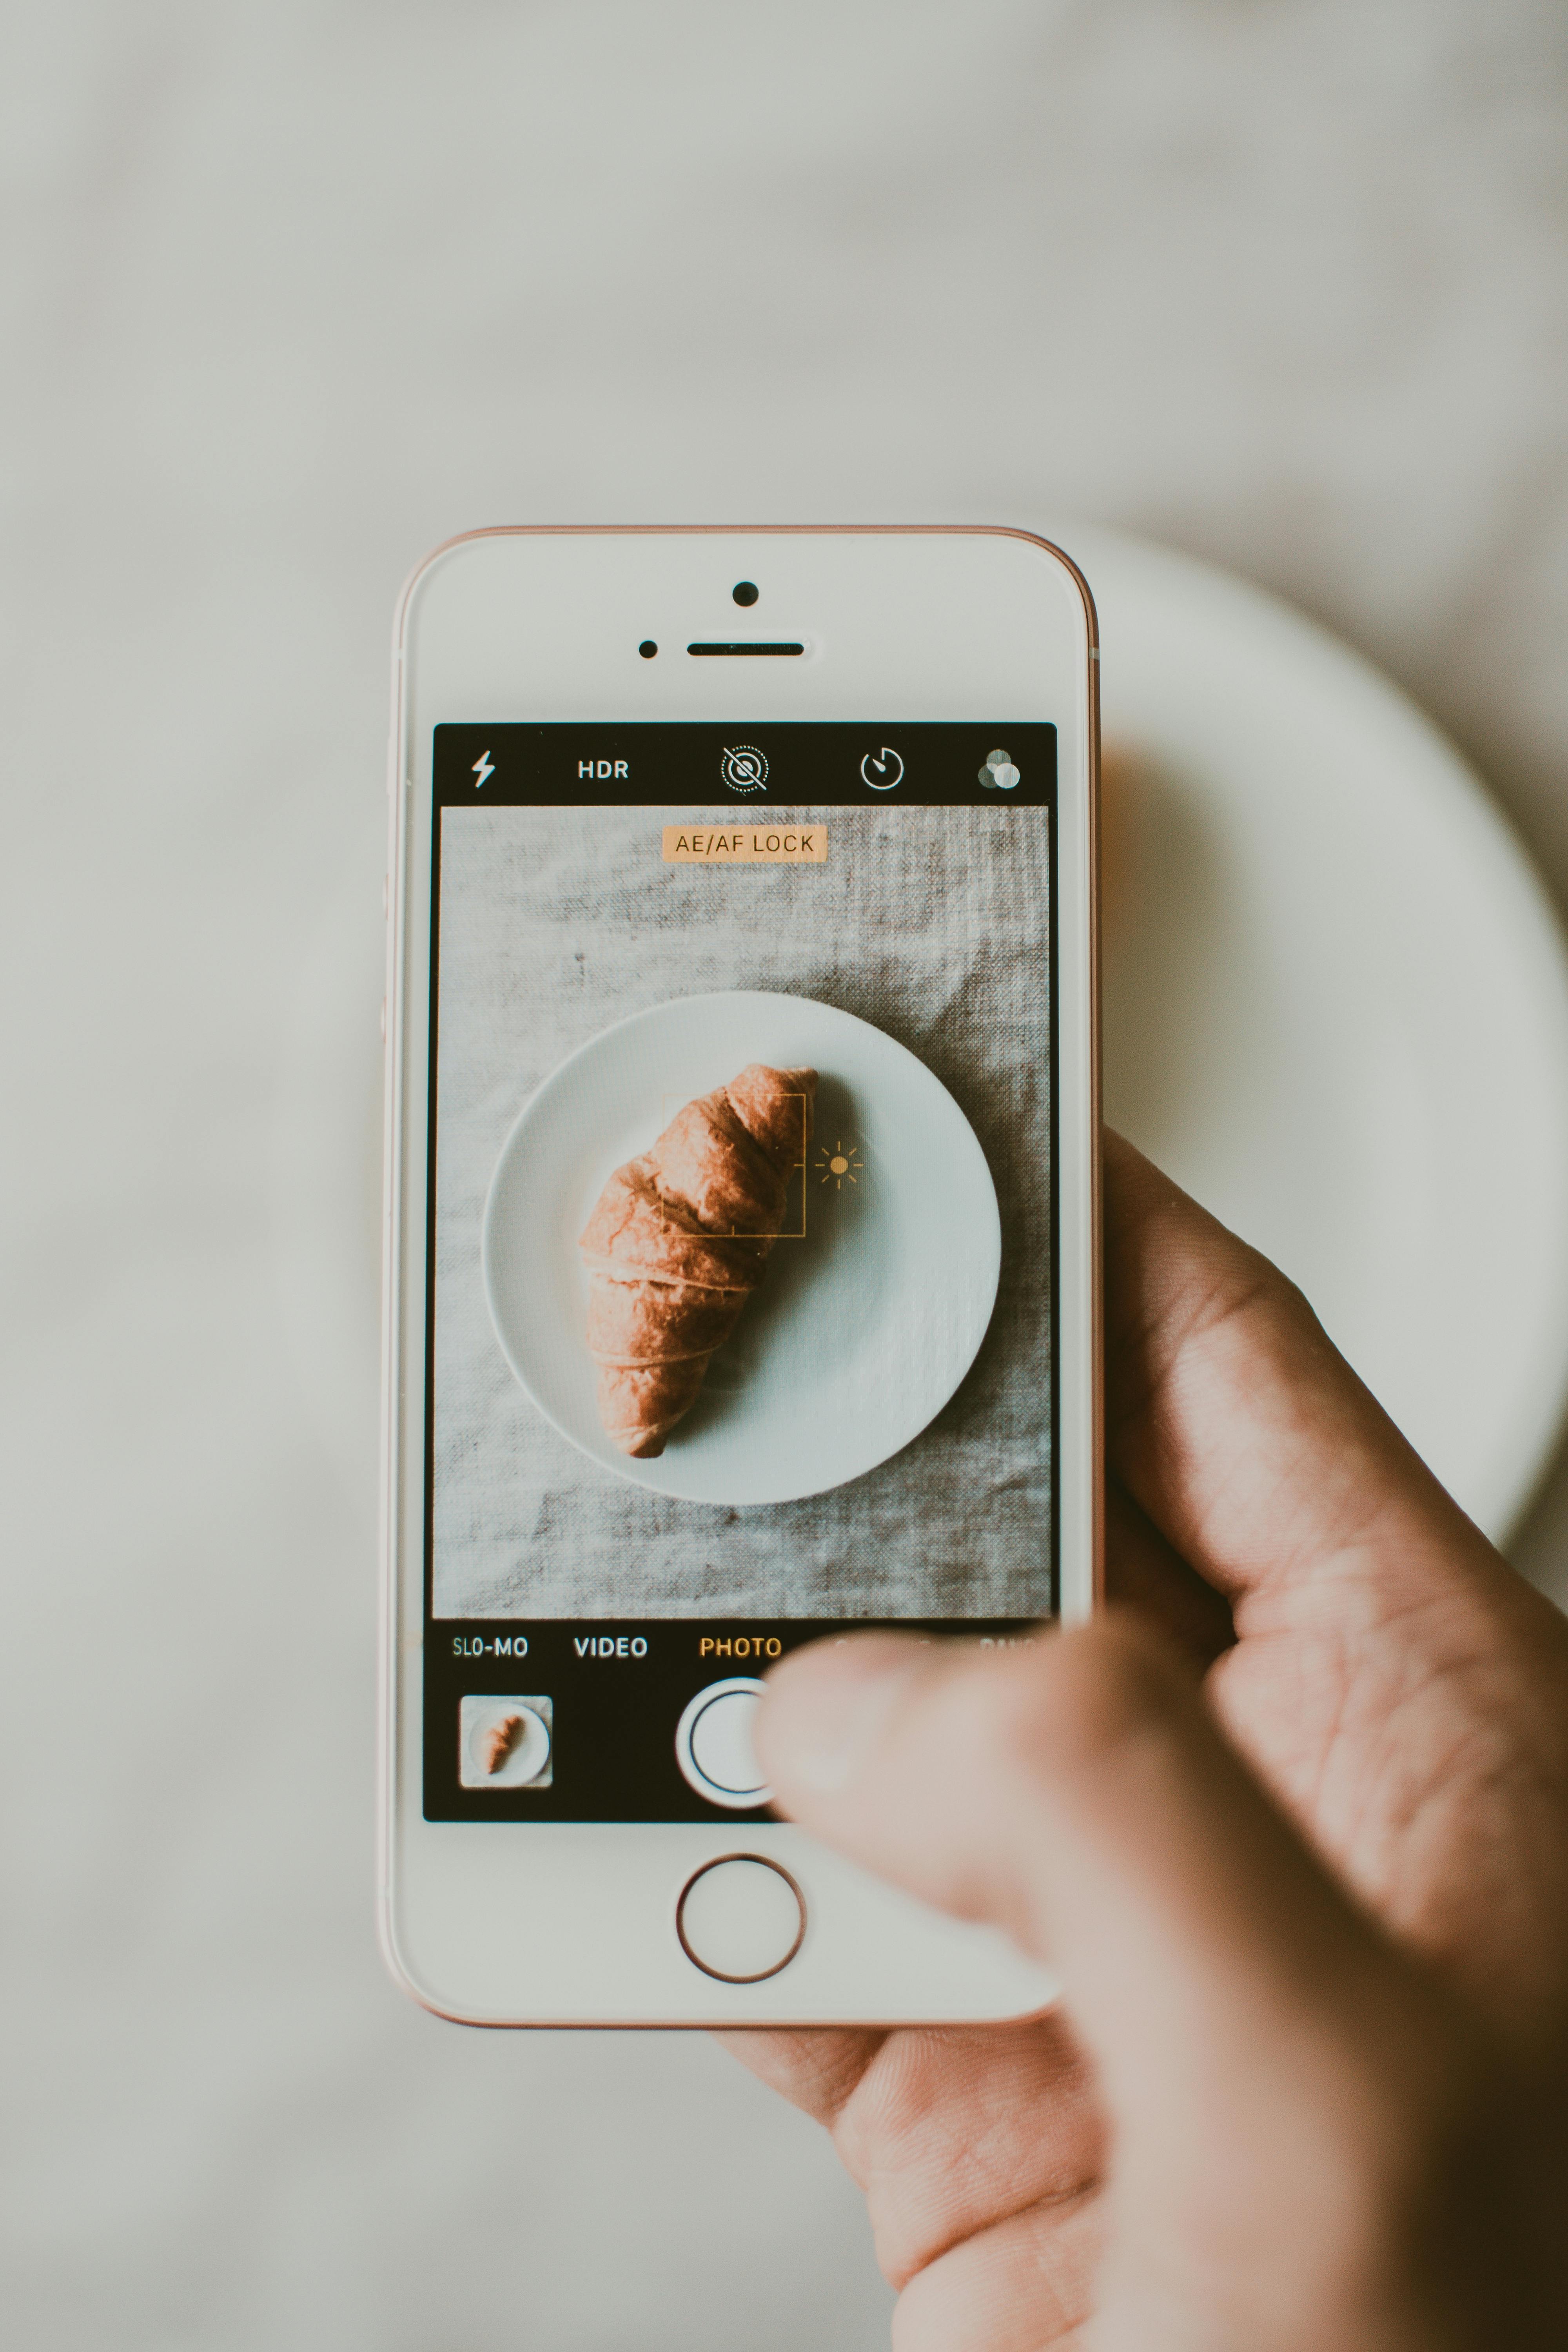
[1076,526,1568,1541]
[481,989,1001,1506]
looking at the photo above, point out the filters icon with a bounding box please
[978,748,1021,791]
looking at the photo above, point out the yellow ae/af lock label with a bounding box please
[662,826,828,863]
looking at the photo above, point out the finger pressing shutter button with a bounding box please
[675,1677,769,1808]
[676,1856,806,1983]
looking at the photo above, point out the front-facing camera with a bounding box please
[731,581,759,607]
[639,640,658,658]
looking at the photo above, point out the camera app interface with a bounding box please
[424,722,1057,1820]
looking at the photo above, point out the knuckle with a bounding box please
[947,1623,1186,1792]
[955,1665,1048,1779]
[1041,1626,1187,1772]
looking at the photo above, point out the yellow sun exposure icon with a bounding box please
[815,1138,865,1190]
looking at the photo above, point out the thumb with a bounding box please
[755,1620,1417,2141]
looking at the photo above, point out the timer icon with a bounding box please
[860,746,904,791]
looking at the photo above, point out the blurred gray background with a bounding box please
[5,4,1568,2346]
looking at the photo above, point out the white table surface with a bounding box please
[5,5,1568,2346]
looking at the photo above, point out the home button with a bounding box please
[676,1855,806,1983]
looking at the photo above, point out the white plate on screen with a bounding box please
[481,989,1002,1505]
[1075,525,1568,1543]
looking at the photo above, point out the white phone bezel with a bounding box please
[379,527,1101,2026]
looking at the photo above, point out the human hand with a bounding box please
[722,1134,1568,2348]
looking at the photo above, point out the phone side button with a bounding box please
[675,1856,806,1984]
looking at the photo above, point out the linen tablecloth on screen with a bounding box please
[431,800,1052,1618]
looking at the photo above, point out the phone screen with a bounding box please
[421,722,1057,1819]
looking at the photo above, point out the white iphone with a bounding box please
[380,526,1100,2025]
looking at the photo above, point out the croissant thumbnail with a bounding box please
[579,1062,817,1457]
[482,1714,524,1775]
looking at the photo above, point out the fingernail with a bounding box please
[758,1639,922,1796]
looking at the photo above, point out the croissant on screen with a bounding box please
[579,1063,817,1457]
[482,1714,524,1775]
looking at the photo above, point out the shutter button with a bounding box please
[675,1677,770,1808]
